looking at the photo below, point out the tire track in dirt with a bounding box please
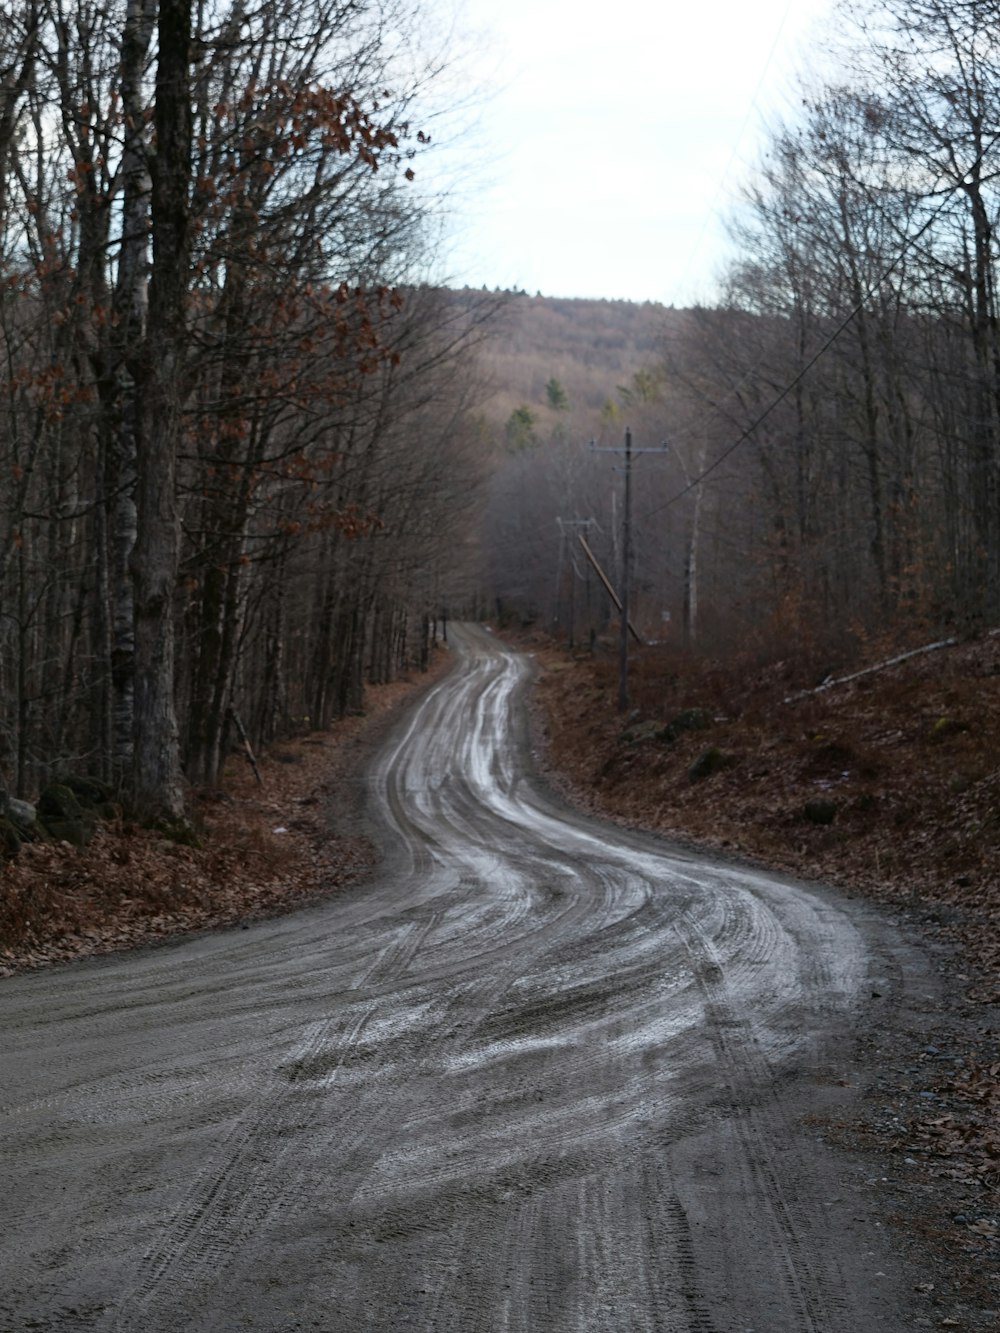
[107,919,437,1329]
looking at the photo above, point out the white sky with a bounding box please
[422,0,835,305]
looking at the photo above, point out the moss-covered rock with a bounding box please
[37,783,100,845]
[688,747,732,783]
[144,815,201,848]
[928,716,970,742]
[660,708,712,743]
[38,783,85,821]
[38,815,92,847]
[0,816,22,859]
[619,719,665,746]
[804,798,838,825]
[59,775,113,807]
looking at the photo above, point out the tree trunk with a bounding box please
[109,0,155,787]
[131,0,191,821]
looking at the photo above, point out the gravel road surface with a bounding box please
[1,624,935,1331]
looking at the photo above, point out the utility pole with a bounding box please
[592,429,667,712]
[556,517,594,646]
[619,428,633,712]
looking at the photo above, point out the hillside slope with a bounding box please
[528,629,1000,987]
[448,288,683,438]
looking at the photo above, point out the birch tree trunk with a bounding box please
[110,0,155,787]
[132,0,190,821]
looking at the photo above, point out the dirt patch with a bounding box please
[0,652,451,977]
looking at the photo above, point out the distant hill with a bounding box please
[445,289,684,446]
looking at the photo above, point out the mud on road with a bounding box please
[1,624,945,1330]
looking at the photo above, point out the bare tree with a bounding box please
[0,0,492,819]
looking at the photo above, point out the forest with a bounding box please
[483,0,1000,676]
[0,0,490,822]
[5,6,1000,1317]
[4,0,1000,824]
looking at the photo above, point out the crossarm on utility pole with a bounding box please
[578,535,643,644]
[228,706,263,787]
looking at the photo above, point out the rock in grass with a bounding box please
[688,747,731,783]
[804,798,838,825]
[660,708,712,743]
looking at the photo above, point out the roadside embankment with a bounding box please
[0,652,451,976]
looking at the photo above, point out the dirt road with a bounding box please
[1,625,936,1330]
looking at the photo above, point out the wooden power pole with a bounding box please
[619,428,633,712]
[591,429,667,712]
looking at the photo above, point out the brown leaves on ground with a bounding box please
[911,1057,1000,1185]
[527,628,1000,983]
[0,658,449,977]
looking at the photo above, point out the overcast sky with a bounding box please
[423,0,834,305]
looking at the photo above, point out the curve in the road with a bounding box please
[0,624,927,1332]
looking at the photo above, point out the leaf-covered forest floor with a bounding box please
[522,624,1000,1323]
[0,652,452,979]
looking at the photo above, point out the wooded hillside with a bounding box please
[6,0,1000,833]
[464,291,672,423]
